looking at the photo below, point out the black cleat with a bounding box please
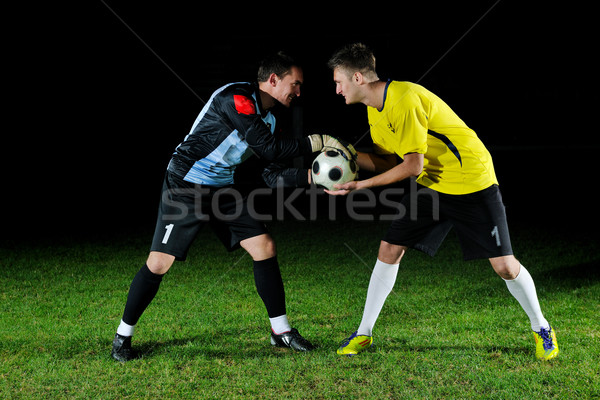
[270,328,315,352]
[111,333,136,362]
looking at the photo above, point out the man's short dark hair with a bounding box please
[257,51,298,82]
[327,43,376,75]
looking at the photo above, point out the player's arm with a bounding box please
[237,116,313,162]
[224,94,351,162]
[326,152,423,195]
[356,152,398,173]
[356,143,398,172]
[223,92,313,162]
[262,162,310,188]
[361,152,423,187]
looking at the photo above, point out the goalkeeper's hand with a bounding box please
[308,134,357,161]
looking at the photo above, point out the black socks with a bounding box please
[253,256,286,318]
[121,264,164,326]
[121,258,285,328]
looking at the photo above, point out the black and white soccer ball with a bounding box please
[311,150,358,190]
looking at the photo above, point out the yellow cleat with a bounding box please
[533,326,559,360]
[337,331,373,356]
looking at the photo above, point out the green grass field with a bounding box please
[1,219,599,399]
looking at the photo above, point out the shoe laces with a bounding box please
[537,327,554,350]
[340,331,358,347]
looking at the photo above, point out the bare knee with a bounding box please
[241,234,276,261]
[490,255,520,280]
[147,251,175,275]
[378,241,407,265]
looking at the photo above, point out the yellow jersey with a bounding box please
[367,81,498,194]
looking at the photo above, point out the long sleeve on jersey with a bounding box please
[262,162,310,188]
[168,82,312,186]
[221,87,312,162]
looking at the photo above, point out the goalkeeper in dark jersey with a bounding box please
[111,52,353,361]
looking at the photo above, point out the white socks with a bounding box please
[119,316,293,337]
[503,264,549,332]
[354,260,548,337]
[117,320,135,337]
[357,259,399,337]
[270,315,292,335]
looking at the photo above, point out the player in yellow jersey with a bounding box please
[327,43,558,360]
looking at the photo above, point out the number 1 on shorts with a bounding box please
[162,224,174,244]
[491,225,501,247]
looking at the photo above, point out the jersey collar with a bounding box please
[252,82,270,117]
[377,79,392,112]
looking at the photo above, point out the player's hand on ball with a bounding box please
[324,180,360,196]
[308,134,356,162]
[332,138,358,162]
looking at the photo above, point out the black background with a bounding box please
[4,1,598,241]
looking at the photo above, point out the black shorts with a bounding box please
[150,172,269,261]
[383,184,513,260]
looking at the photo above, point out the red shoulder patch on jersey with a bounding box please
[233,95,256,115]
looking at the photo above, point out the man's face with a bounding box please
[273,66,303,107]
[333,67,359,104]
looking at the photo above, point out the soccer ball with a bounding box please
[311,150,358,190]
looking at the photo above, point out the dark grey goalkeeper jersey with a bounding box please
[167,82,311,187]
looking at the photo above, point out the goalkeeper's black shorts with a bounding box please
[150,171,268,261]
